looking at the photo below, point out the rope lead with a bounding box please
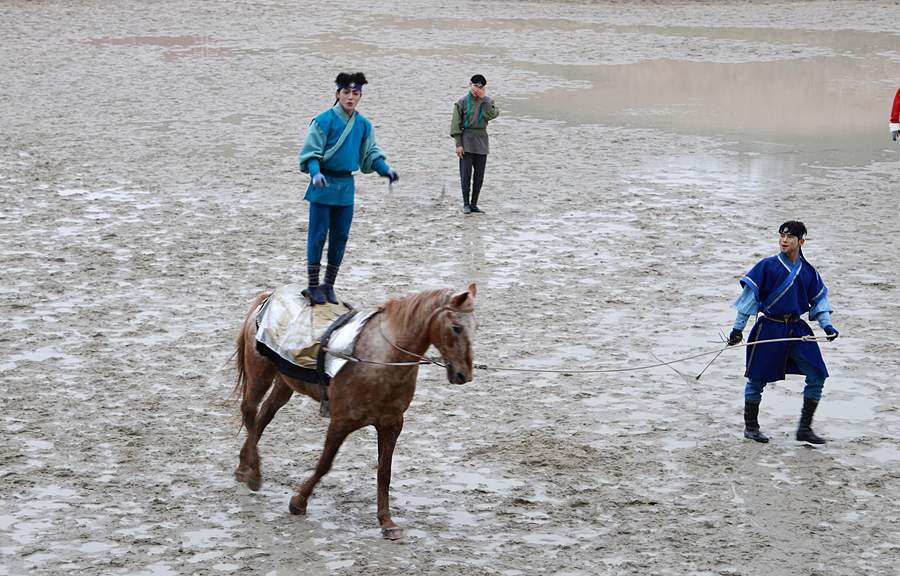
[472,335,832,375]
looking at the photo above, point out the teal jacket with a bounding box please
[299,104,389,205]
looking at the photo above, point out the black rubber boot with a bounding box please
[322,262,340,304]
[462,189,471,214]
[470,189,485,213]
[796,397,826,444]
[306,263,325,305]
[743,400,769,443]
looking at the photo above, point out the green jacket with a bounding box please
[451,94,500,154]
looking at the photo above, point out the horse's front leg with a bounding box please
[376,417,404,540]
[289,421,352,516]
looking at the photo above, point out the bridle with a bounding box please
[376,294,475,367]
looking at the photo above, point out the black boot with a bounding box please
[743,400,769,443]
[306,263,325,305]
[796,398,826,444]
[462,189,471,214]
[322,262,340,304]
[470,189,485,213]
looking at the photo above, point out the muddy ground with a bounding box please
[2,1,900,574]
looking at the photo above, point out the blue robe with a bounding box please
[298,104,389,206]
[738,252,831,382]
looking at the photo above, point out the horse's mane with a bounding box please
[378,287,456,331]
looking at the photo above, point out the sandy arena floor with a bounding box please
[2,1,900,574]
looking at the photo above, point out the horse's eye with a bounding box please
[452,326,462,334]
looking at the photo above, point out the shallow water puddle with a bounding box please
[504,25,898,175]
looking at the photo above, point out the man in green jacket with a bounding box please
[451,74,500,214]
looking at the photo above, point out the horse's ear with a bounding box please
[449,286,472,309]
[468,283,477,298]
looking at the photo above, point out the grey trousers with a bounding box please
[459,152,487,206]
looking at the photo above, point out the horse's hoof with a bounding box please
[234,471,262,492]
[381,527,404,540]
[289,495,307,515]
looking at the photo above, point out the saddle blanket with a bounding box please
[255,284,377,379]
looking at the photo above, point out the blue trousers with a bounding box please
[745,342,826,402]
[306,202,354,265]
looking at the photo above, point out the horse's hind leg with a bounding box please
[376,417,405,540]
[253,375,294,441]
[235,361,280,492]
[289,420,353,516]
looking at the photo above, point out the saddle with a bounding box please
[254,284,377,417]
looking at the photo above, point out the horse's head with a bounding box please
[431,283,478,385]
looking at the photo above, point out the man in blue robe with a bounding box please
[298,72,399,305]
[727,221,839,444]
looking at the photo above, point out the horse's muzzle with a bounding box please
[446,362,472,384]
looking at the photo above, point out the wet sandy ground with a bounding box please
[2,1,900,574]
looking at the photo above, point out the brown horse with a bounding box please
[232,284,477,539]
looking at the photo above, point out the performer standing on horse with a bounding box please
[726,221,839,445]
[299,72,399,305]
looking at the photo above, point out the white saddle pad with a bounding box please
[255,283,376,378]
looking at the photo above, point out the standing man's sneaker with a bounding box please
[463,205,472,214]
[470,205,485,213]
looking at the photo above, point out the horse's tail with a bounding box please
[228,293,271,410]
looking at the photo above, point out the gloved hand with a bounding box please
[893,131,899,141]
[385,169,399,182]
[824,326,839,341]
[727,329,743,346]
[312,173,327,188]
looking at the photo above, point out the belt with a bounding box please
[764,313,800,324]
[320,169,353,178]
